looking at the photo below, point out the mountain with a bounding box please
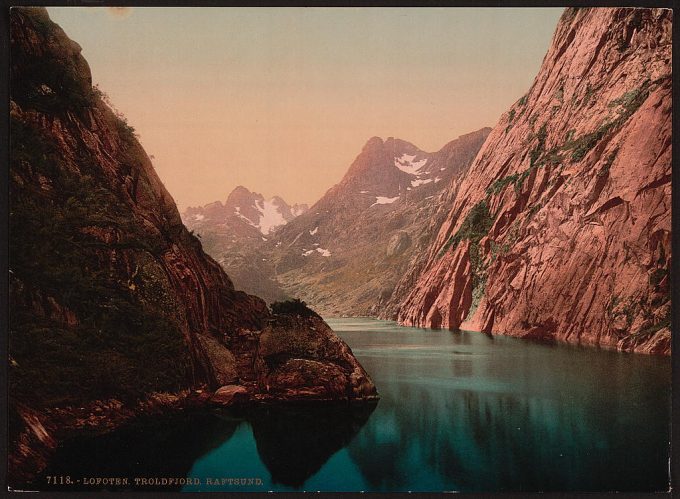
[386,7,671,354]
[183,186,308,237]
[266,130,491,316]
[8,7,376,484]
[182,187,308,303]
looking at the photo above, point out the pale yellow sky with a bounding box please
[47,7,564,210]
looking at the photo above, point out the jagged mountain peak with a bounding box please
[227,184,258,200]
[331,136,432,206]
[264,127,490,316]
[384,136,425,154]
[315,129,491,214]
[183,185,308,236]
[355,136,424,163]
[361,136,384,151]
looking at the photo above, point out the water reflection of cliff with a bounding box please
[342,331,670,492]
[250,403,376,487]
[37,411,241,491]
[38,403,377,492]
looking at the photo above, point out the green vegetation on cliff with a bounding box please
[10,116,191,407]
[271,298,321,319]
[439,200,494,256]
[9,8,194,408]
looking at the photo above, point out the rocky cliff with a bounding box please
[9,7,376,484]
[267,130,490,316]
[390,7,671,355]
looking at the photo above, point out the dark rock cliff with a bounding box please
[392,8,671,355]
[9,7,376,484]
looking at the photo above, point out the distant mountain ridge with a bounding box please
[263,129,492,315]
[180,132,491,314]
[183,186,308,237]
[181,186,308,304]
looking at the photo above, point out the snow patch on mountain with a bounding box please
[371,196,399,207]
[411,178,433,188]
[234,207,256,226]
[183,187,308,236]
[394,154,428,176]
[291,205,308,217]
[256,199,287,234]
[302,247,331,257]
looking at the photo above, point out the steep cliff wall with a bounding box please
[9,7,376,483]
[392,8,671,355]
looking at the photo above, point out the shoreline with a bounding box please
[9,384,379,490]
[327,315,671,356]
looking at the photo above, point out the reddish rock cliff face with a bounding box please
[10,6,268,391]
[392,8,671,355]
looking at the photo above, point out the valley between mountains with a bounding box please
[184,8,671,356]
[184,130,490,314]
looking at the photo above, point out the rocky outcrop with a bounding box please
[254,315,378,402]
[9,404,57,487]
[266,130,490,316]
[386,231,411,257]
[204,313,378,406]
[9,7,376,485]
[392,8,671,355]
[210,385,249,406]
[9,391,197,486]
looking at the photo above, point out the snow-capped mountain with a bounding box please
[183,186,308,237]
[180,133,489,314]
[265,129,491,316]
[181,187,308,303]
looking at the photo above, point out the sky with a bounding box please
[47,7,564,210]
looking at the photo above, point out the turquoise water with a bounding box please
[39,318,671,492]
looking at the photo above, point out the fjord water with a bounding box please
[321,319,671,492]
[41,319,670,492]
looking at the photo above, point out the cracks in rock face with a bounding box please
[396,9,671,355]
